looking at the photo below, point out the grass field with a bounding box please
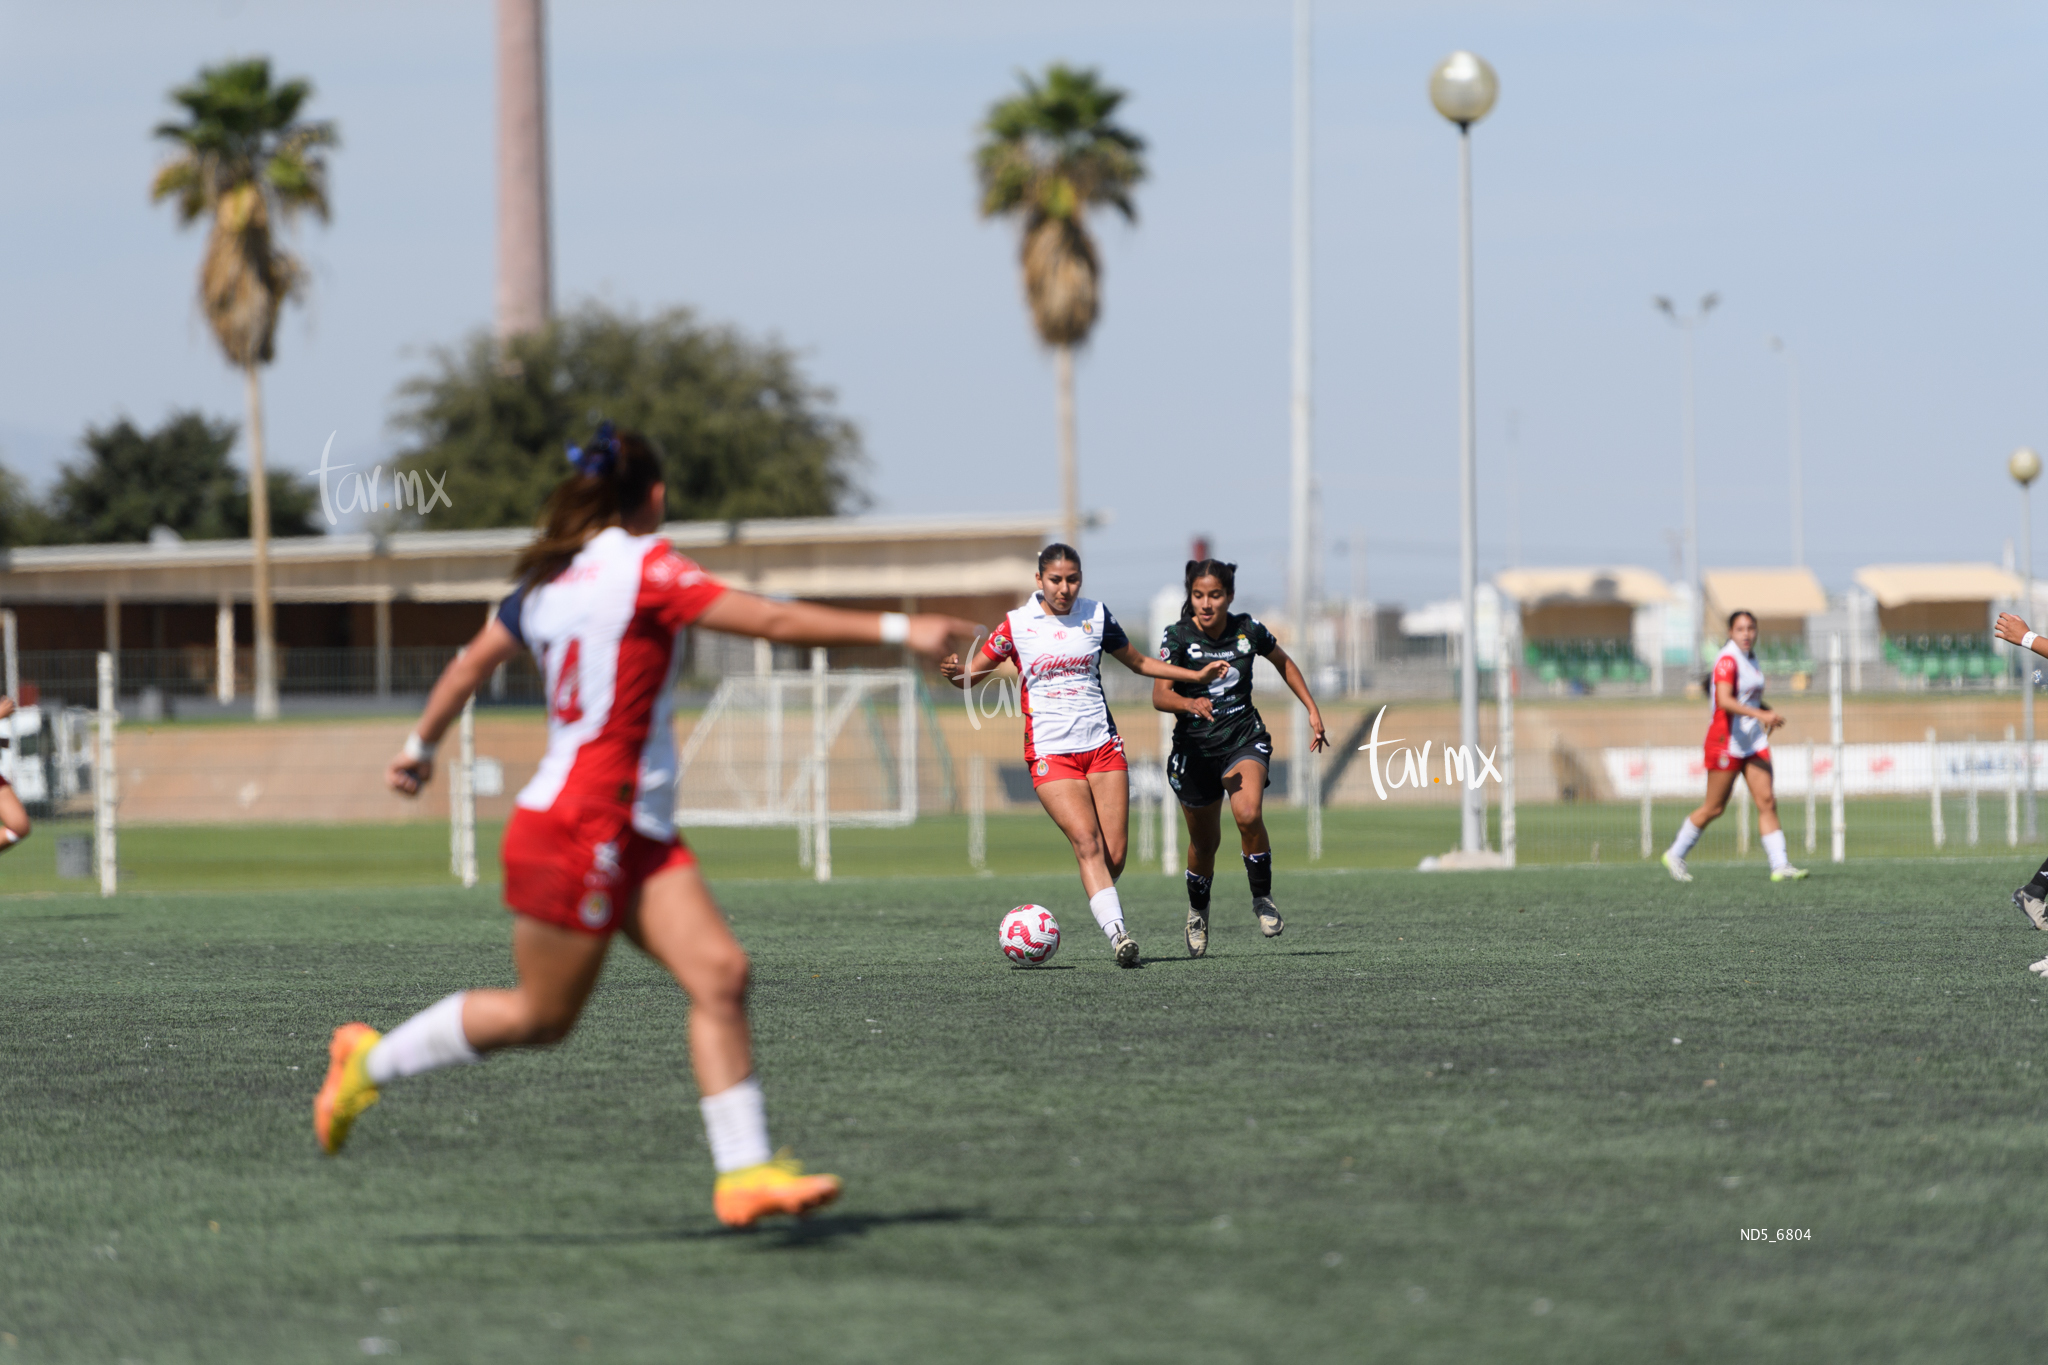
[8,855,2048,1362]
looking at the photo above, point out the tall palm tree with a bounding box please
[151,58,337,720]
[976,65,1145,549]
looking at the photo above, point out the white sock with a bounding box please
[699,1075,772,1173]
[1668,820,1703,859]
[364,992,481,1085]
[1088,887,1125,942]
[1762,829,1789,871]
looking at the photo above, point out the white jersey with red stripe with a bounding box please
[496,527,727,838]
[1705,640,1769,759]
[979,593,1130,759]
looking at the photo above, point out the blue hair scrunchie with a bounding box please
[567,420,619,477]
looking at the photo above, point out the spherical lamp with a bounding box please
[1429,51,1499,128]
[2012,447,2042,487]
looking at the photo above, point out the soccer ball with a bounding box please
[999,904,1061,967]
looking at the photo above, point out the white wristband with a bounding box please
[879,612,911,645]
[2024,632,2039,652]
[403,732,437,762]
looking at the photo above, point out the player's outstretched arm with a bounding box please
[1997,613,2048,659]
[387,617,525,796]
[1111,644,1227,687]
[696,591,979,661]
[1150,677,1215,721]
[938,644,1010,691]
[1264,644,1328,752]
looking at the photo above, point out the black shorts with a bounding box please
[1167,735,1273,809]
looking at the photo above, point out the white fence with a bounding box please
[1602,737,2040,799]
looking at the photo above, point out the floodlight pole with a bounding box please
[1431,50,1497,856]
[2027,477,2037,840]
[1657,294,1717,666]
[1454,122,1482,853]
[1287,0,1315,807]
[1770,337,1804,566]
[2012,447,2041,840]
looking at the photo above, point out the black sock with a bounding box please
[1185,870,1212,912]
[2028,858,2048,897]
[1244,851,1273,900]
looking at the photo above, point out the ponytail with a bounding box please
[513,421,666,585]
[1180,558,1238,623]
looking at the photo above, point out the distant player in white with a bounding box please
[1662,609,1808,882]
[939,543,1225,967]
[312,423,979,1228]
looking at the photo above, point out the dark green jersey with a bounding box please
[1158,613,1280,755]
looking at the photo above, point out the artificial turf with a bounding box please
[5,859,2048,1362]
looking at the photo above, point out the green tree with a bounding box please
[391,304,865,529]
[0,463,52,549]
[975,64,1146,548]
[151,56,337,718]
[38,412,317,546]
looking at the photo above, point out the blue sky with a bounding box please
[2,1,2044,617]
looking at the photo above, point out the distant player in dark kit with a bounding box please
[1152,558,1326,957]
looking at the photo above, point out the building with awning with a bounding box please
[1494,567,1672,641]
[1852,563,2021,637]
[0,512,1053,698]
[1702,567,1829,643]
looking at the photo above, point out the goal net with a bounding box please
[672,668,919,829]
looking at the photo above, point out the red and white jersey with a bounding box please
[1705,640,1769,758]
[978,593,1130,759]
[497,527,727,838]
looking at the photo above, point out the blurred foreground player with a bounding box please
[313,423,976,1227]
[1991,613,2048,973]
[0,696,31,854]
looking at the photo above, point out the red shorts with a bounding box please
[1704,743,1770,774]
[1029,735,1128,787]
[501,803,696,936]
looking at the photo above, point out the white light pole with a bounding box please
[1287,0,1315,805]
[2013,445,2041,839]
[1655,292,1718,665]
[1431,49,1498,855]
[1768,336,1804,566]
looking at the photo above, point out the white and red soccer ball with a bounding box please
[999,904,1061,967]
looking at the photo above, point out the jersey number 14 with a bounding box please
[550,639,584,723]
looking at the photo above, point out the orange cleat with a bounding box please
[712,1153,843,1228]
[314,1023,382,1155]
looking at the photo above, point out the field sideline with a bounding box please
[7,858,2048,1362]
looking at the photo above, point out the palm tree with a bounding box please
[976,65,1145,549]
[151,58,337,720]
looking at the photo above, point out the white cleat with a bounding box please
[1111,931,1141,968]
[1661,851,1693,883]
[1770,865,1810,882]
[2028,954,2048,978]
[2015,887,2048,932]
[1253,896,1284,938]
